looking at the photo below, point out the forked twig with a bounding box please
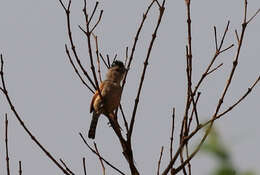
[217,76,260,119]
[59,0,96,91]
[88,2,99,24]
[90,10,104,34]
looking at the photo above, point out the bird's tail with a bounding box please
[88,112,100,139]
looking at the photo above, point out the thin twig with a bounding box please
[187,92,201,131]
[65,45,95,93]
[59,0,96,90]
[169,108,175,165]
[219,44,234,54]
[119,104,129,132]
[92,34,102,82]
[79,133,126,175]
[99,53,109,69]
[185,76,260,146]
[94,142,106,175]
[194,21,231,95]
[235,30,240,43]
[157,146,164,175]
[124,47,129,66]
[217,76,260,118]
[113,54,118,63]
[19,161,22,175]
[128,1,166,140]
[218,21,230,50]
[5,113,10,175]
[214,26,218,51]
[185,144,191,175]
[106,55,111,67]
[179,147,188,175]
[83,157,87,175]
[121,0,157,92]
[90,10,104,34]
[81,0,104,102]
[155,0,161,8]
[247,8,260,24]
[88,2,99,25]
[206,63,223,76]
[60,159,75,175]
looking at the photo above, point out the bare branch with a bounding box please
[79,133,126,175]
[155,0,161,8]
[218,21,230,51]
[219,44,234,54]
[92,34,102,82]
[194,21,231,95]
[5,114,10,175]
[81,0,104,102]
[206,63,223,76]
[88,2,99,25]
[244,0,248,23]
[157,146,164,175]
[94,142,106,175]
[90,10,104,34]
[59,0,96,91]
[106,54,111,68]
[65,45,95,93]
[217,76,260,118]
[124,47,129,66]
[58,0,67,11]
[214,26,218,51]
[83,157,87,175]
[121,0,157,91]
[235,29,240,43]
[19,161,22,175]
[165,2,259,174]
[119,104,129,132]
[60,159,75,175]
[128,1,166,140]
[113,54,118,63]
[187,92,201,131]
[99,53,109,69]
[169,108,175,163]
[247,8,260,24]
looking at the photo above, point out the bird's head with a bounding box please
[106,60,127,83]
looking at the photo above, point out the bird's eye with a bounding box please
[115,68,120,72]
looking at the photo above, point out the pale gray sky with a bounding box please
[0,0,259,174]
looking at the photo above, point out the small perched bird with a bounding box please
[88,60,126,139]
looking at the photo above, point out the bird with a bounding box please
[88,60,127,139]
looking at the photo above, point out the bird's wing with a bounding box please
[90,82,104,113]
